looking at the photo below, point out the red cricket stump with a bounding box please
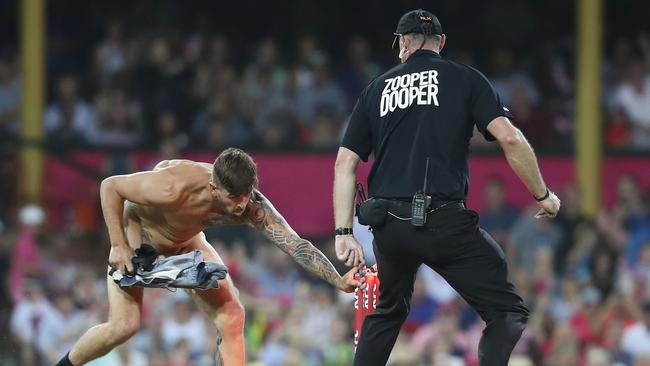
[354,264,380,350]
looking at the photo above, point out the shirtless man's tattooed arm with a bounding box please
[245,191,361,292]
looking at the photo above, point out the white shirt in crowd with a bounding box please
[44,101,97,140]
[37,308,99,364]
[160,313,208,356]
[419,266,459,305]
[620,321,650,358]
[10,297,56,344]
[614,75,650,148]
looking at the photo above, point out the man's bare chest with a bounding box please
[137,202,242,232]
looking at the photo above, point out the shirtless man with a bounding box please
[55,148,362,366]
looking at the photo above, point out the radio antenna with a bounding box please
[422,157,429,193]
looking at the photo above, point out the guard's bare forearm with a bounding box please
[334,168,357,228]
[100,177,128,247]
[334,149,360,228]
[501,131,547,197]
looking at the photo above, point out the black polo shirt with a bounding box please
[342,49,512,199]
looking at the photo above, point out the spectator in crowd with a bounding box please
[530,42,573,101]
[293,58,346,127]
[614,58,650,149]
[91,89,142,147]
[258,319,310,366]
[37,290,97,365]
[204,34,231,70]
[193,90,252,147]
[293,35,321,88]
[607,107,632,149]
[41,231,79,294]
[296,285,339,350]
[190,62,218,106]
[336,36,381,102]
[605,38,636,94]
[248,245,300,303]
[9,204,45,303]
[621,242,650,301]
[584,346,612,366]
[564,223,600,283]
[322,316,355,365]
[304,111,340,149]
[251,66,303,147]
[410,310,469,363]
[479,176,520,247]
[418,266,459,307]
[545,323,581,366]
[510,84,553,149]
[570,286,606,349]
[530,246,556,298]
[617,175,646,222]
[156,110,189,150]
[549,277,580,322]
[0,54,20,134]
[94,20,128,87]
[605,175,650,267]
[160,296,209,359]
[602,318,633,365]
[10,279,55,366]
[403,274,439,334]
[488,47,540,107]
[133,36,191,143]
[621,300,650,360]
[554,185,590,276]
[590,245,619,299]
[44,74,97,145]
[508,205,563,271]
[239,38,287,117]
[167,339,194,366]
[597,175,644,256]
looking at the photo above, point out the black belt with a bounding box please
[375,198,465,216]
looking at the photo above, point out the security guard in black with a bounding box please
[339,9,531,366]
[343,48,511,199]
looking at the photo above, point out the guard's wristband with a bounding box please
[534,188,550,202]
[335,227,353,236]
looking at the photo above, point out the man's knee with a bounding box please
[215,299,245,335]
[505,311,527,330]
[486,312,527,340]
[107,316,141,343]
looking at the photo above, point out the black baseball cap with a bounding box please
[392,9,443,50]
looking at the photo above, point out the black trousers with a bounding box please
[354,205,529,366]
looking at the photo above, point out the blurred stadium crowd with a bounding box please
[1,16,650,152]
[3,174,650,366]
[1,1,650,366]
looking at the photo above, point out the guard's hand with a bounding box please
[534,190,561,219]
[335,235,365,267]
[336,266,367,293]
[109,243,136,275]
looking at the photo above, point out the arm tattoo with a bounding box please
[247,194,342,288]
[142,225,153,244]
[123,201,139,230]
[215,331,224,366]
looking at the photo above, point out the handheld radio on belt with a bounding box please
[411,157,432,227]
